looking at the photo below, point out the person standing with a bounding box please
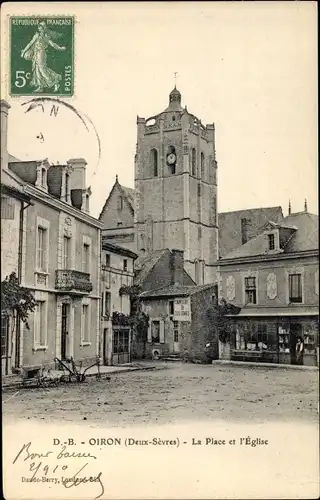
[295,337,304,365]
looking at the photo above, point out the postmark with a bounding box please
[10,16,74,97]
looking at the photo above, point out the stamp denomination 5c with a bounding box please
[10,16,74,97]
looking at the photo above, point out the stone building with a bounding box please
[218,206,319,366]
[1,100,103,372]
[100,86,219,285]
[140,284,217,361]
[100,240,137,365]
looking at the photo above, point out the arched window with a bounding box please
[150,148,158,177]
[200,152,205,178]
[191,148,196,176]
[167,146,176,175]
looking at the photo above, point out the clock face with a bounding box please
[167,153,176,165]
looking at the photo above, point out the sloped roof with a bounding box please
[140,283,215,299]
[99,179,134,220]
[120,185,135,210]
[134,249,168,285]
[8,154,21,162]
[221,211,318,259]
[218,206,284,257]
[282,212,318,252]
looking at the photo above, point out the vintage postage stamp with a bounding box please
[10,16,74,97]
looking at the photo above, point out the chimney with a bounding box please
[241,218,249,245]
[67,158,87,211]
[304,199,308,213]
[170,249,184,286]
[1,100,10,171]
[288,199,291,215]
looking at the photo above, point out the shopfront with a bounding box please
[230,315,319,366]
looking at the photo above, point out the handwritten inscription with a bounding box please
[12,442,104,500]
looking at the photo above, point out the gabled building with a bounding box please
[99,176,136,252]
[218,206,319,366]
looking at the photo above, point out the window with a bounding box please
[151,320,160,343]
[173,321,179,343]
[123,259,128,271]
[191,148,196,176]
[1,197,15,219]
[105,254,110,267]
[268,234,275,251]
[151,149,158,177]
[169,300,174,316]
[82,243,90,273]
[34,301,46,346]
[289,274,302,303]
[1,315,9,357]
[37,227,46,271]
[117,196,123,211]
[104,292,111,317]
[200,152,205,178]
[81,304,90,343]
[63,236,70,269]
[245,277,257,304]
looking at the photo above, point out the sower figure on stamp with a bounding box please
[21,21,66,92]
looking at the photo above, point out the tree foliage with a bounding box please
[1,272,36,329]
[207,297,241,344]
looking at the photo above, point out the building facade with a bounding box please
[2,100,103,372]
[140,284,217,361]
[100,240,137,365]
[218,210,319,366]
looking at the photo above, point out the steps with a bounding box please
[161,354,181,362]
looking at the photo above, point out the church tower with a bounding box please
[134,87,218,284]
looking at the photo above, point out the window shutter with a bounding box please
[159,321,165,344]
[147,323,152,343]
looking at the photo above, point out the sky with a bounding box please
[1,2,318,219]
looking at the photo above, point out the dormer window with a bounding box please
[268,234,275,250]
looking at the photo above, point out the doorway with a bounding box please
[61,304,69,360]
[103,328,108,365]
[289,323,303,365]
[173,321,180,354]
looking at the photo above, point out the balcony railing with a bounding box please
[55,270,93,294]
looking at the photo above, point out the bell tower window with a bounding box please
[150,148,158,177]
[201,152,205,179]
[167,146,176,175]
[191,148,196,176]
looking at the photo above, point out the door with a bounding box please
[173,321,180,354]
[290,323,303,365]
[61,304,69,360]
[103,328,108,365]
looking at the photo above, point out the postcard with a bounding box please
[1,2,319,499]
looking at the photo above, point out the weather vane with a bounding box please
[174,72,178,87]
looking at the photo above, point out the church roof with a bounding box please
[99,177,134,220]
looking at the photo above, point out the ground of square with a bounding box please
[3,363,318,426]
[10,16,74,97]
